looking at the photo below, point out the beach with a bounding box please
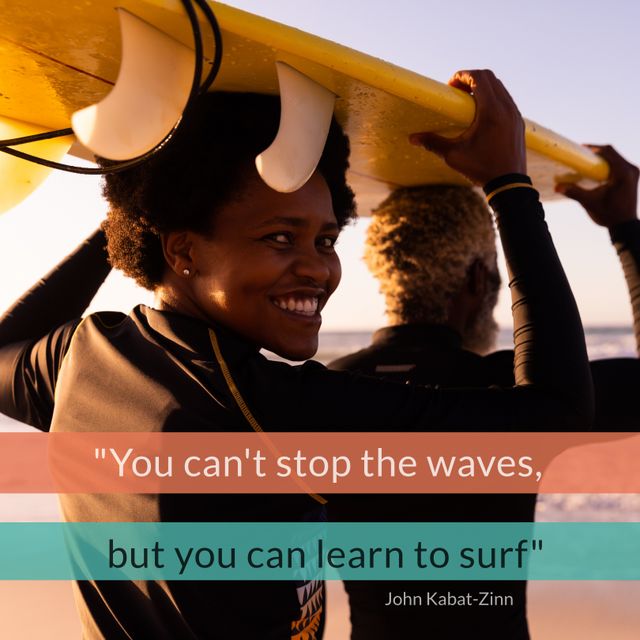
[0,579,638,639]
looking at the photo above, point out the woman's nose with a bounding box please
[291,247,332,283]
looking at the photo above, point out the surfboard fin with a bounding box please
[256,62,336,193]
[70,9,194,161]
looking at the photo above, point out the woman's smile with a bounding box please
[271,294,320,316]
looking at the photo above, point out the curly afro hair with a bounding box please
[102,92,356,290]
[365,185,497,325]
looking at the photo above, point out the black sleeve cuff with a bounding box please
[483,173,533,196]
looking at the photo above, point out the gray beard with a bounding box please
[461,292,499,355]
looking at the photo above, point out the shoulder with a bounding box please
[72,310,139,340]
[63,311,136,357]
[483,348,515,368]
[83,310,129,329]
[480,349,515,385]
[327,347,378,372]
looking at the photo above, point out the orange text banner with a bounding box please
[0,431,637,493]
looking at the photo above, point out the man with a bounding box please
[329,145,640,639]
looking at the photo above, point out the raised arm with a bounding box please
[409,69,593,426]
[0,229,110,345]
[556,145,640,355]
[0,229,111,429]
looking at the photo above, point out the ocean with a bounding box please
[1,327,638,522]
[312,326,639,365]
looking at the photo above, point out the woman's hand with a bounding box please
[555,145,639,227]
[409,69,526,185]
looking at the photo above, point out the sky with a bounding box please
[1,0,639,330]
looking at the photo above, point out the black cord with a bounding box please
[0,140,177,174]
[181,0,204,105]
[193,0,223,94]
[0,0,222,174]
[0,127,74,148]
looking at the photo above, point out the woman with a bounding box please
[0,71,592,639]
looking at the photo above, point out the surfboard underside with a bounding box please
[0,1,607,214]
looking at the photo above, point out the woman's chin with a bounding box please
[269,339,318,362]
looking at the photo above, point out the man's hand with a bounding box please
[556,145,639,227]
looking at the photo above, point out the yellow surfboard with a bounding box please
[0,0,608,214]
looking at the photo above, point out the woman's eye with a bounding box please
[318,236,338,249]
[266,232,291,244]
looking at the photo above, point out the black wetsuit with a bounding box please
[0,183,593,639]
[328,219,640,639]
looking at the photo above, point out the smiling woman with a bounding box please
[160,171,342,360]
[102,91,353,361]
[0,71,594,639]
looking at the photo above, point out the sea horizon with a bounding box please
[312,325,637,365]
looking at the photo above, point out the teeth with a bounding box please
[272,296,319,316]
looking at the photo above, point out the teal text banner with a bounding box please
[0,522,638,580]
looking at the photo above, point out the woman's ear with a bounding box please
[161,231,195,278]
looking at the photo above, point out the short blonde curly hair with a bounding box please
[365,185,496,325]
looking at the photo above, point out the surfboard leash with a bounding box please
[0,0,223,175]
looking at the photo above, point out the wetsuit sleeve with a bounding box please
[0,229,111,430]
[576,219,640,429]
[0,229,110,344]
[609,219,640,355]
[485,179,593,425]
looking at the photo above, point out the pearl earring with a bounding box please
[182,268,191,277]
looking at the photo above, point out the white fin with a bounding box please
[256,62,336,192]
[71,9,194,160]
